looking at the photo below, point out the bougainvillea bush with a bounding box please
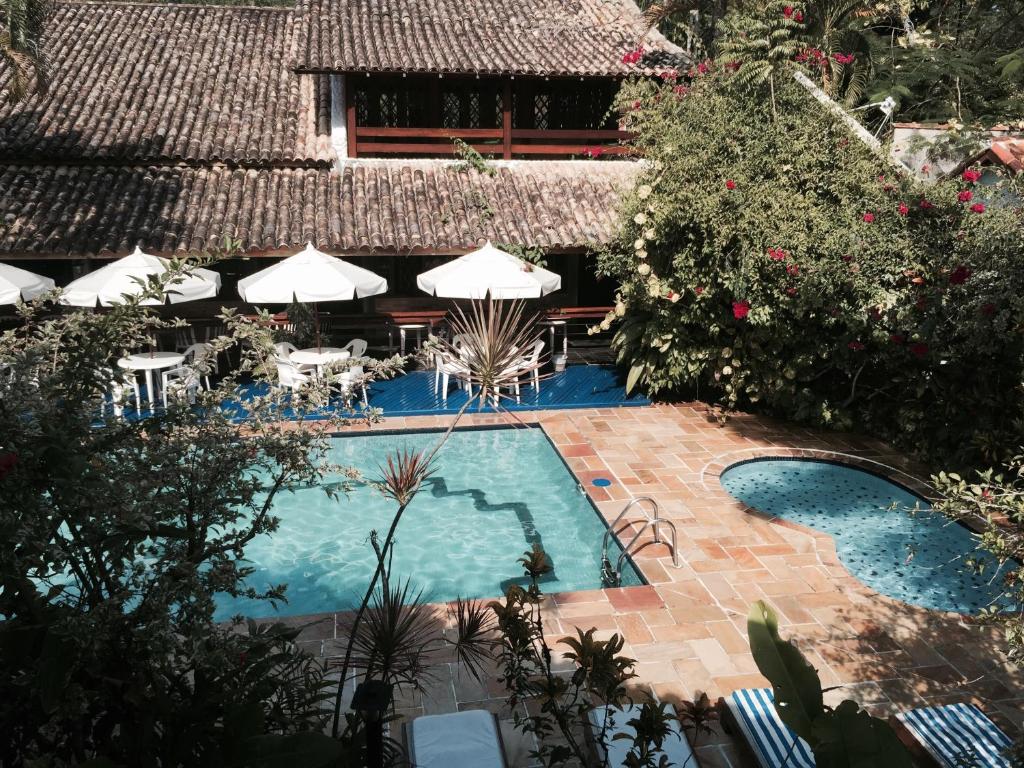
[598,15,1024,469]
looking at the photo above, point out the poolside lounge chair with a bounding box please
[893,702,1012,768]
[406,709,509,768]
[721,688,815,768]
[588,703,699,767]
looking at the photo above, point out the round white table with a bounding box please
[118,352,185,410]
[291,347,350,375]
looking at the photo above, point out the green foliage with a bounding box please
[747,601,914,768]
[0,262,359,764]
[931,454,1024,660]
[0,0,49,101]
[603,57,1024,469]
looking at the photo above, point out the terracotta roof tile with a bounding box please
[0,2,332,166]
[989,138,1024,173]
[0,160,638,256]
[293,0,686,76]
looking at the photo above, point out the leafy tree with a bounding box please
[0,261,394,765]
[0,0,49,101]
[600,39,1024,469]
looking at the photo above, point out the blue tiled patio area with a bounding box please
[365,365,650,416]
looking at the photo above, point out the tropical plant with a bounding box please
[0,0,49,101]
[747,601,914,768]
[930,454,1024,659]
[602,43,1024,470]
[0,258,381,765]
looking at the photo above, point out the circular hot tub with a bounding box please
[720,458,1005,614]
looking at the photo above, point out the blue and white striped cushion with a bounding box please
[728,688,816,768]
[897,703,1012,768]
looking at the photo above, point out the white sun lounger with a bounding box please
[723,688,815,768]
[407,709,509,768]
[588,703,698,767]
[895,702,1012,768]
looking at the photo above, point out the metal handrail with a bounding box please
[601,496,681,586]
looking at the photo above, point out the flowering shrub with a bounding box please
[599,51,1024,468]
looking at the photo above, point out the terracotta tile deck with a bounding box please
[298,403,1024,766]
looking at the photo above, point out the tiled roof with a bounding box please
[293,0,685,76]
[0,160,638,257]
[988,138,1024,173]
[0,2,333,166]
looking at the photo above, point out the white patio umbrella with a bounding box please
[0,263,55,304]
[416,241,561,299]
[237,242,388,349]
[61,246,221,307]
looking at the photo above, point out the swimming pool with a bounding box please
[720,458,1005,614]
[215,426,642,620]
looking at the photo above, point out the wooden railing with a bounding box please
[352,126,631,159]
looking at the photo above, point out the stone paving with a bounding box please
[296,402,1024,767]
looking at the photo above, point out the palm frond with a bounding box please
[448,597,498,681]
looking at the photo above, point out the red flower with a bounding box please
[695,286,704,295]
[833,53,855,64]
[783,5,794,16]
[949,265,971,285]
[768,247,787,261]
[726,179,736,190]
[962,169,982,183]
[786,264,800,276]
[898,202,909,216]
[958,189,973,203]
[794,10,804,22]
[631,99,642,110]
[847,340,865,351]
[726,60,741,71]
[980,302,996,317]
[981,488,993,501]
[862,212,875,223]
[919,199,934,209]
[786,287,798,296]
[0,451,17,480]
[697,60,710,74]
[971,203,986,214]
[732,300,751,320]
[909,342,929,358]
[582,146,605,158]
[890,333,905,345]
[673,84,688,97]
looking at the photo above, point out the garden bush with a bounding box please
[599,21,1024,469]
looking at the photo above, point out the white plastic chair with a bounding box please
[174,326,198,352]
[107,370,141,416]
[274,341,299,361]
[331,367,368,408]
[341,338,368,358]
[275,359,310,392]
[518,339,545,394]
[433,350,472,402]
[163,343,216,394]
[162,367,201,408]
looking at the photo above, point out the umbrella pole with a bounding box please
[314,302,321,353]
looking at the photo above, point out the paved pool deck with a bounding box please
[281,402,1023,767]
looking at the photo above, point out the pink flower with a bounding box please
[919,199,934,209]
[695,286,704,295]
[697,60,710,74]
[847,340,865,351]
[949,265,971,285]
[726,179,736,190]
[783,5,794,17]
[862,212,875,223]
[962,169,982,183]
[832,53,855,64]
[768,247,787,261]
[909,342,929,358]
[958,189,973,203]
[971,203,986,214]
[631,99,642,110]
[898,202,909,216]
[673,84,688,97]
[786,287,798,296]
[659,69,678,81]
[794,10,804,22]
[786,264,800,276]
[732,300,751,320]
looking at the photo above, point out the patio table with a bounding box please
[117,352,185,410]
[291,347,350,375]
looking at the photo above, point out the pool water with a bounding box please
[215,427,641,620]
[720,459,1006,614]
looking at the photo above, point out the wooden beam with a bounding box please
[345,74,358,159]
[355,142,504,155]
[502,80,512,160]
[353,126,502,138]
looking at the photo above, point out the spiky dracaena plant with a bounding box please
[1,0,49,102]
[331,298,546,736]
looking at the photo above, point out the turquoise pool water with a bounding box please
[720,459,1005,614]
[215,427,641,620]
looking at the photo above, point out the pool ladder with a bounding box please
[601,497,681,587]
